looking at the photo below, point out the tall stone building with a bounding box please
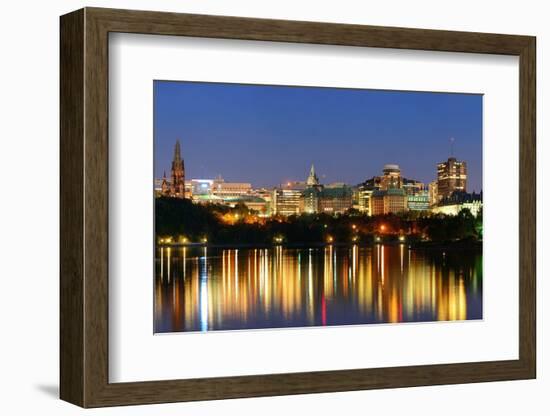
[436,157,467,200]
[161,140,186,198]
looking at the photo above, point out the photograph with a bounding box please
[153,81,483,333]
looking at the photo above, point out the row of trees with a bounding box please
[155,197,482,245]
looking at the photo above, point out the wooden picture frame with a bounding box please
[60,7,536,408]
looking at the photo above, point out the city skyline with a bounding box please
[154,80,483,191]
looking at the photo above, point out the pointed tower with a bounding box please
[170,140,186,198]
[306,164,320,187]
[161,170,169,195]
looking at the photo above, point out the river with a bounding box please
[154,244,482,333]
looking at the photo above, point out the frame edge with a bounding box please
[60,8,86,408]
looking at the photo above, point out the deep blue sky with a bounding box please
[154,81,482,191]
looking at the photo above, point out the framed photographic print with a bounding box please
[60,7,536,407]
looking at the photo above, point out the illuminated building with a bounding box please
[402,178,425,195]
[306,164,320,187]
[190,179,213,196]
[252,188,273,215]
[370,188,408,215]
[437,157,467,200]
[302,185,353,214]
[357,165,423,216]
[407,191,430,211]
[154,178,164,196]
[355,176,381,215]
[225,195,268,214]
[272,180,307,216]
[428,180,439,206]
[318,186,353,214]
[185,176,252,204]
[193,193,224,205]
[272,187,303,216]
[302,187,319,214]
[300,165,353,215]
[432,191,482,217]
[370,191,386,216]
[356,188,375,215]
[161,139,186,198]
[301,165,322,213]
[380,164,402,190]
[211,175,252,198]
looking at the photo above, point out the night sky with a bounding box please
[154,81,482,191]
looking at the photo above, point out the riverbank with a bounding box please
[157,239,482,250]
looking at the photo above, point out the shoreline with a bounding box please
[157,240,482,250]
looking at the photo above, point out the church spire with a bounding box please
[170,139,185,198]
[306,164,320,186]
[174,139,181,162]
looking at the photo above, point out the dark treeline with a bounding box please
[155,197,482,245]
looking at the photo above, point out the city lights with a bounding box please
[152,82,484,334]
[156,141,482,250]
[158,139,481,224]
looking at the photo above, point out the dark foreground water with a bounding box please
[154,245,482,333]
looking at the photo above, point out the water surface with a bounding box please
[154,245,482,333]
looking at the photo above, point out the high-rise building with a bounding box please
[161,139,186,198]
[437,157,467,200]
[380,164,403,190]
